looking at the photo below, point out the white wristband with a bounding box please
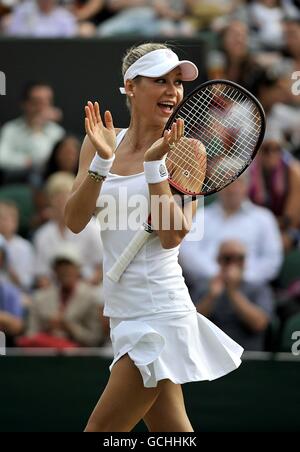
[144,160,168,184]
[89,153,115,177]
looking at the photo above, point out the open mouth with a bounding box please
[157,102,175,115]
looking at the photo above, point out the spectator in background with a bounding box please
[0,0,18,32]
[179,175,283,301]
[196,240,274,351]
[5,0,77,37]
[0,82,65,184]
[0,234,24,346]
[253,67,300,152]
[97,0,195,37]
[207,21,264,92]
[248,0,284,50]
[26,243,105,347]
[69,0,114,36]
[29,136,80,224]
[189,0,248,32]
[284,17,300,71]
[282,0,300,19]
[33,172,103,288]
[0,201,35,291]
[249,125,300,251]
[43,134,80,182]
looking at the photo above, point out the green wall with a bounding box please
[0,356,299,432]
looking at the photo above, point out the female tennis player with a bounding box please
[64,43,244,432]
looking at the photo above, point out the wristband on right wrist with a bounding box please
[89,153,115,177]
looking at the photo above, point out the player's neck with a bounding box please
[126,117,162,153]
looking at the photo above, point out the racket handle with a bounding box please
[106,224,152,282]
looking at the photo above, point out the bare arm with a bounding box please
[0,311,23,336]
[145,119,197,249]
[196,293,217,317]
[283,162,300,228]
[74,0,104,21]
[196,276,224,317]
[107,0,149,12]
[64,101,116,233]
[228,289,270,333]
[147,181,197,248]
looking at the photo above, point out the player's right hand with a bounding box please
[85,101,116,159]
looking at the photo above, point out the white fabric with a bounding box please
[110,311,243,388]
[6,1,77,38]
[97,129,194,318]
[0,117,64,170]
[179,200,283,285]
[268,103,300,149]
[89,153,115,176]
[144,159,168,184]
[98,129,243,387]
[249,3,283,47]
[120,48,198,94]
[6,235,35,290]
[33,218,102,279]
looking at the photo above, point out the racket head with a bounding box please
[163,79,266,196]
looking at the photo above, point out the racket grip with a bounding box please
[106,224,152,282]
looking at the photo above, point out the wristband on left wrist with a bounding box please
[144,159,168,184]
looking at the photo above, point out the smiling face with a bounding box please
[128,68,184,127]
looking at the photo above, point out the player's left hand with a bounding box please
[144,118,184,161]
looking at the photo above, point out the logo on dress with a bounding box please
[159,164,167,178]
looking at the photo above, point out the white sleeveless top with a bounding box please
[96,129,195,318]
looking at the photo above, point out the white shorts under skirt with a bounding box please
[109,310,244,388]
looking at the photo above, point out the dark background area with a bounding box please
[0,355,299,432]
[0,38,208,137]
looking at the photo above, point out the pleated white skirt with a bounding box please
[109,310,244,388]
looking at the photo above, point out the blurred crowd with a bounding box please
[1,1,300,353]
[0,0,299,38]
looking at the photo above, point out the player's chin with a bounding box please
[155,112,171,127]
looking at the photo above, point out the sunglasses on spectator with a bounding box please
[218,254,245,264]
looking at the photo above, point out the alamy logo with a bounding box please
[291,331,300,356]
[0,331,6,356]
[0,71,6,95]
[291,72,300,96]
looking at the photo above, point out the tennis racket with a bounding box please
[107,79,266,282]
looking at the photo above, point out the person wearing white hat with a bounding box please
[65,42,243,432]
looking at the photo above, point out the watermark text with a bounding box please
[0,71,6,95]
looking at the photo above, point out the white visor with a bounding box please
[119,48,198,94]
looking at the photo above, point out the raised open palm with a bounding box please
[85,101,116,159]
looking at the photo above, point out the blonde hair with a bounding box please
[122,43,170,110]
[46,171,75,197]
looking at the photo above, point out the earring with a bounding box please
[130,93,134,97]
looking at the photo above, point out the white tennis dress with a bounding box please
[96,129,243,388]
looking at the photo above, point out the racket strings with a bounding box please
[167,144,207,194]
[179,103,256,166]
[196,87,261,146]
[192,88,261,149]
[182,88,260,153]
[167,83,262,194]
[183,85,260,145]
